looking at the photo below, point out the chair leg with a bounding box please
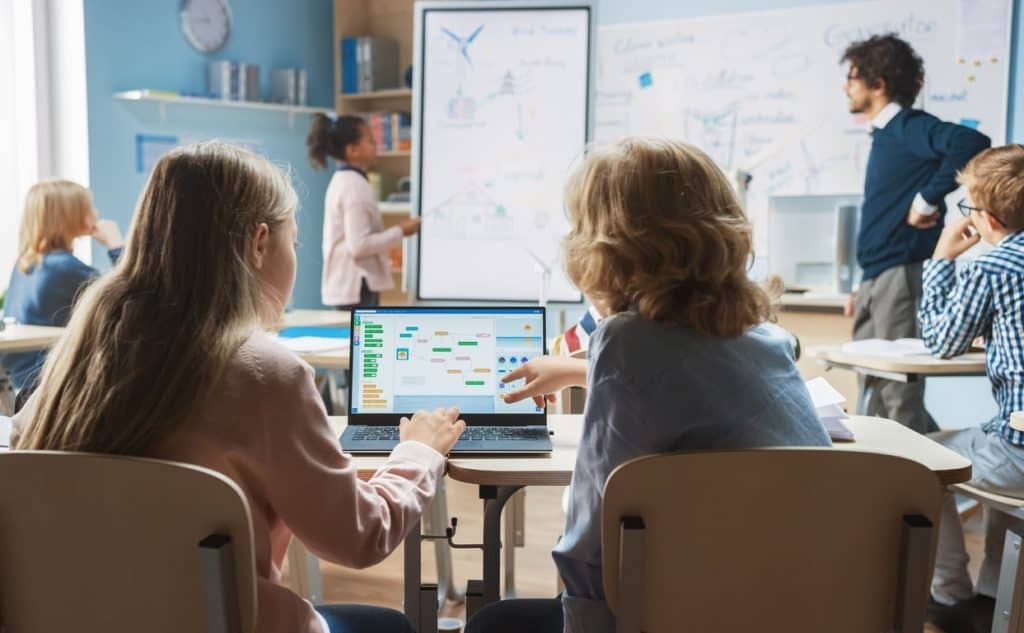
[993,527,1024,633]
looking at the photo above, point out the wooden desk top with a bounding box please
[276,309,351,330]
[0,325,64,353]
[328,415,972,486]
[811,345,987,376]
[299,349,350,370]
[834,417,971,485]
[776,293,849,314]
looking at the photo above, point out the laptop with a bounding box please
[341,306,553,454]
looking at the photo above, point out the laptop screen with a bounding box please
[349,307,547,425]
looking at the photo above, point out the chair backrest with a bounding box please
[0,451,257,633]
[602,449,945,633]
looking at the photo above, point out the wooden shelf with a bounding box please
[114,90,332,115]
[337,0,416,307]
[338,88,411,100]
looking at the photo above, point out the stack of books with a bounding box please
[359,112,411,153]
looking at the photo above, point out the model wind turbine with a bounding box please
[524,247,557,307]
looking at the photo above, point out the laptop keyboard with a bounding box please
[352,426,545,442]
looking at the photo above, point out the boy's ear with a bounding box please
[250,222,270,269]
[983,210,1003,232]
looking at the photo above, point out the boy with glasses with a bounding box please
[919,144,1024,629]
[840,34,990,433]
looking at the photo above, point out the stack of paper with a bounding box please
[277,336,349,354]
[805,377,854,441]
[840,338,932,358]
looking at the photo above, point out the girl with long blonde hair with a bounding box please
[2,179,123,391]
[470,137,831,633]
[13,142,465,633]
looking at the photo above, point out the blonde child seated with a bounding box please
[13,142,465,633]
[468,137,830,633]
[2,180,123,392]
[920,144,1024,629]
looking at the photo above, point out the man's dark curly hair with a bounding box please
[841,34,924,107]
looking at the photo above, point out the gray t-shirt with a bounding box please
[553,312,830,632]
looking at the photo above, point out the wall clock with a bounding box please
[180,0,231,54]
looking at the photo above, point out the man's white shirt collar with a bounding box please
[870,102,902,130]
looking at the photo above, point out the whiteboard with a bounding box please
[413,2,592,302]
[595,0,1011,250]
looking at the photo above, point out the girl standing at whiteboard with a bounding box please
[307,113,420,308]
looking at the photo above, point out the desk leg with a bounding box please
[857,375,876,416]
[428,479,465,606]
[286,540,312,599]
[405,521,424,632]
[307,550,324,605]
[503,489,526,599]
[481,485,523,608]
[856,371,914,416]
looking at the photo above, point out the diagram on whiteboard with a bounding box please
[417,7,590,301]
[595,0,1009,252]
[427,183,514,241]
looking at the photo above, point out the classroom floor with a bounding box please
[282,480,987,632]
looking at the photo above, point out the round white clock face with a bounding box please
[180,0,231,54]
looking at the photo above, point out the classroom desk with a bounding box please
[297,348,350,370]
[0,325,65,415]
[776,293,848,314]
[326,414,971,632]
[811,345,987,415]
[0,324,64,353]
[276,309,351,330]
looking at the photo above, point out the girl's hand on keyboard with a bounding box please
[399,407,466,455]
[501,356,588,407]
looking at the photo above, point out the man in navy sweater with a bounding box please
[841,34,990,433]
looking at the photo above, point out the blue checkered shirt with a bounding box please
[919,231,1024,446]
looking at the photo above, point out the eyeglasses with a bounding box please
[957,198,1005,226]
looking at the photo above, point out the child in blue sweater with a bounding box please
[2,180,123,391]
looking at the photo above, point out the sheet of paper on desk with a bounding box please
[806,376,844,408]
[840,338,931,358]
[277,336,349,353]
[817,404,855,441]
[804,377,855,441]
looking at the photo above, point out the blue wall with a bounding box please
[83,0,333,309]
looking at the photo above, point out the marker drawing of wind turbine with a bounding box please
[441,24,485,67]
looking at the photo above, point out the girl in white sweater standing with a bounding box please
[307,113,420,308]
